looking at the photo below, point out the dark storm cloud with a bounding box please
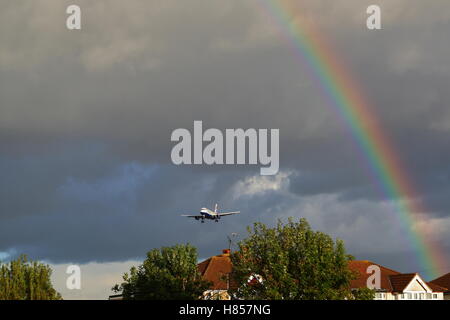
[0,151,264,263]
[1,0,450,269]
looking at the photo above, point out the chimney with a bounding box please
[222,249,231,255]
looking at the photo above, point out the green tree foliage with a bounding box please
[0,255,61,300]
[113,244,211,300]
[230,218,372,300]
[351,287,375,300]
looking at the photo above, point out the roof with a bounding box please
[349,261,446,292]
[389,273,417,292]
[197,249,235,290]
[427,281,448,293]
[348,260,401,291]
[430,273,450,292]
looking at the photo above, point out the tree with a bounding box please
[0,255,61,300]
[112,244,211,300]
[230,218,372,300]
[351,287,375,300]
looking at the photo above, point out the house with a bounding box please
[430,273,450,300]
[196,253,446,300]
[197,249,235,300]
[108,249,235,300]
[349,260,446,300]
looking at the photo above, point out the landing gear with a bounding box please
[201,218,205,223]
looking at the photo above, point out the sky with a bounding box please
[1,0,450,299]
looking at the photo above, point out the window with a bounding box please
[414,293,418,299]
[433,294,438,299]
[375,293,386,300]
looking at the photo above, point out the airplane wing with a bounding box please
[181,214,203,218]
[217,211,240,217]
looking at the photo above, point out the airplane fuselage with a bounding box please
[198,208,220,221]
[182,204,239,223]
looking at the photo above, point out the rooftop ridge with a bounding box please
[351,260,401,275]
[431,272,450,283]
[430,272,450,292]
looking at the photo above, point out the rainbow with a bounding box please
[257,0,447,279]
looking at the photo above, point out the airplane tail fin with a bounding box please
[214,203,218,213]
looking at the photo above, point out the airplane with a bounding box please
[181,204,240,223]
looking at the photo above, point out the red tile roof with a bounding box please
[348,260,400,291]
[197,249,234,290]
[389,273,417,292]
[349,261,446,292]
[427,281,448,293]
[430,273,450,292]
